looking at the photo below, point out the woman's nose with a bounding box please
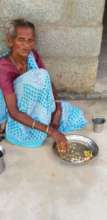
[23,40,30,47]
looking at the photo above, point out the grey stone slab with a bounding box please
[0,0,65,24]
[0,0,105,94]
[102,90,107,98]
[44,57,98,92]
[98,15,107,78]
[70,0,105,26]
[0,31,7,52]
[37,26,103,57]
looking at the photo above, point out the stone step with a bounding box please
[58,90,107,100]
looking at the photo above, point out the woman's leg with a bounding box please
[58,101,88,133]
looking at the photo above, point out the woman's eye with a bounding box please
[29,39,34,43]
[19,38,24,42]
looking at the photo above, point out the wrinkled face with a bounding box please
[8,26,35,58]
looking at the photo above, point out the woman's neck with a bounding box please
[9,52,27,73]
[10,52,27,65]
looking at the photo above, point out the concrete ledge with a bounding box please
[58,90,107,100]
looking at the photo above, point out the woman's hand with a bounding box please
[48,127,68,153]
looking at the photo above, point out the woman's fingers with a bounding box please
[56,139,68,154]
[49,128,69,153]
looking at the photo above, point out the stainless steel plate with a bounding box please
[53,134,99,165]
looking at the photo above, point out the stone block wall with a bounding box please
[0,0,106,92]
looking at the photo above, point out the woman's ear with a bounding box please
[6,35,14,48]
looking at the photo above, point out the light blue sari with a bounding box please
[0,52,87,148]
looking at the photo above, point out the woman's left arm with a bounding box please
[50,82,62,129]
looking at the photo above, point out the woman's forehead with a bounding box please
[16,26,35,37]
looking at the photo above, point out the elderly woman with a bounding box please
[0,19,87,152]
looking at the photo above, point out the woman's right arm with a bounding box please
[4,93,68,152]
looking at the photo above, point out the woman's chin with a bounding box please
[20,51,29,58]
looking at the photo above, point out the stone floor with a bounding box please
[0,99,107,220]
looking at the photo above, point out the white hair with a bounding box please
[6,22,16,37]
[6,19,36,38]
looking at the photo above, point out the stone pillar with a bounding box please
[0,0,106,93]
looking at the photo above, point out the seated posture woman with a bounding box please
[0,19,87,152]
